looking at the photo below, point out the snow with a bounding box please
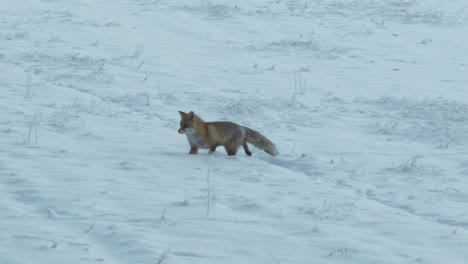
[1,0,468,263]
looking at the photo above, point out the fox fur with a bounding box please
[178,111,278,156]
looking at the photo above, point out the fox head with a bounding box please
[178,111,195,134]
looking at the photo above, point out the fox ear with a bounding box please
[188,111,194,120]
[178,111,186,118]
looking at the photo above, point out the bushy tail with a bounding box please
[244,127,278,156]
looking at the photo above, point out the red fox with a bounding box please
[178,111,278,156]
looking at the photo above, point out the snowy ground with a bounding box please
[1,0,468,263]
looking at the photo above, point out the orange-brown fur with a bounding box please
[178,111,278,156]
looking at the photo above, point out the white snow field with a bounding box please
[1,0,468,263]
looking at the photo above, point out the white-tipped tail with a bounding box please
[244,127,278,156]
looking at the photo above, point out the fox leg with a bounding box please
[242,142,252,156]
[189,146,199,154]
[209,144,218,154]
[224,134,244,156]
[224,145,238,156]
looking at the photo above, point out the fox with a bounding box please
[178,111,278,156]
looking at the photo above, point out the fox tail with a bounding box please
[244,127,278,156]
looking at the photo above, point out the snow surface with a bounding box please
[1,0,468,263]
